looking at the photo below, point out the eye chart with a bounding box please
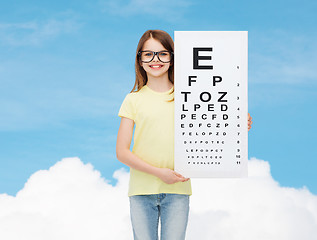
[174,31,248,178]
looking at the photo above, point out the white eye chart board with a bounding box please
[174,31,248,178]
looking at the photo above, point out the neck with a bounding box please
[146,75,173,92]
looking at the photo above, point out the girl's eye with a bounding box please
[160,52,169,57]
[144,52,153,56]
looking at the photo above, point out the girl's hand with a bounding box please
[157,168,190,184]
[248,113,253,131]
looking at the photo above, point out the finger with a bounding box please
[173,171,185,178]
[173,171,190,182]
[178,175,190,182]
[172,171,184,179]
[180,174,189,181]
[174,176,184,183]
[175,174,187,182]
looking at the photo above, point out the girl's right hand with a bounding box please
[157,168,190,184]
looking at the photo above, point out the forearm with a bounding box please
[116,117,187,184]
[117,149,161,178]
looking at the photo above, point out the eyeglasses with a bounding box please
[138,50,173,63]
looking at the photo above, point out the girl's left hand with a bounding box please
[248,113,253,131]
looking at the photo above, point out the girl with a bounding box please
[116,30,252,240]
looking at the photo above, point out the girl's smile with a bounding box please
[149,64,164,69]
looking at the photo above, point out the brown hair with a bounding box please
[131,30,174,93]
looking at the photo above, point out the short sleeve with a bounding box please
[118,93,136,121]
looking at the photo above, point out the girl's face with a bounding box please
[141,38,171,80]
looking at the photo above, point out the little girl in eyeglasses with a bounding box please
[116,29,253,240]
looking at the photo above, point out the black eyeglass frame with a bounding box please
[138,50,174,63]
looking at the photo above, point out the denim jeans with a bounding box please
[129,193,190,240]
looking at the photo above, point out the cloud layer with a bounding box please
[0,157,316,240]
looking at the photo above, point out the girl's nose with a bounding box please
[152,54,159,62]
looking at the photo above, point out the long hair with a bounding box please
[131,30,174,93]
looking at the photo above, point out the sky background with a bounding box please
[1,0,316,198]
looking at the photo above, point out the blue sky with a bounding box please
[0,0,316,195]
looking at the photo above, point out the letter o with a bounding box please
[200,92,212,102]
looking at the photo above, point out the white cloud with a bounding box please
[0,158,131,240]
[188,158,317,240]
[0,18,79,46]
[0,87,120,131]
[102,0,192,21]
[0,157,316,240]
[250,31,317,84]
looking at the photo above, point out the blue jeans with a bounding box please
[129,193,190,240]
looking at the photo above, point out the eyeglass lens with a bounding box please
[140,51,171,63]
